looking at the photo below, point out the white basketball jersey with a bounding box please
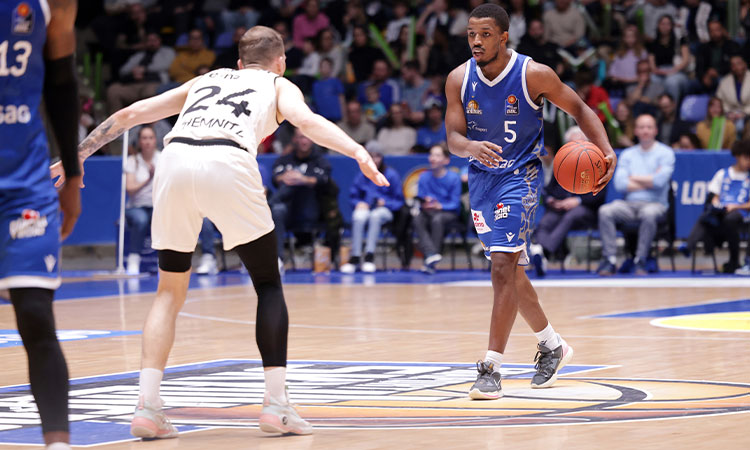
[164,68,280,156]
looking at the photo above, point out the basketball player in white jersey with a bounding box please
[51,26,389,438]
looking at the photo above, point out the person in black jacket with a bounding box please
[530,127,607,276]
[270,129,333,264]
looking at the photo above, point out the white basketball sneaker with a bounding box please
[259,393,312,435]
[130,396,178,439]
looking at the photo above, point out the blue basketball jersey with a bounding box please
[460,50,546,174]
[0,0,54,201]
[719,169,750,219]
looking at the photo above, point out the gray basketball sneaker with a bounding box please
[468,360,502,399]
[531,339,574,388]
[259,393,313,435]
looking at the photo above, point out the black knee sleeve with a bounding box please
[234,231,288,367]
[158,249,193,272]
[10,288,69,434]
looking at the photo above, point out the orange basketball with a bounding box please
[553,140,606,194]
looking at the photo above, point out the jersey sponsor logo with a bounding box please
[11,2,34,35]
[9,209,47,239]
[494,202,510,220]
[505,95,519,115]
[466,100,482,115]
[2,359,749,445]
[471,209,491,234]
[467,121,487,133]
[0,104,32,123]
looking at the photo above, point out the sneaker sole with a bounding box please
[531,345,575,389]
[468,387,503,400]
[130,417,178,439]
[259,414,313,435]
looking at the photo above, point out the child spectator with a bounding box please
[363,84,387,124]
[685,139,750,273]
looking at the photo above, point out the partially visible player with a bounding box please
[52,26,388,438]
[444,4,616,399]
[1,1,81,449]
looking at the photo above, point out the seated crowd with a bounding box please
[77,0,750,275]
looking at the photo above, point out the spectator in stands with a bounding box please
[656,94,692,147]
[596,114,675,276]
[543,0,585,51]
[424,24,470,77]
[124,125,161,275]
[676,0,712,45]
[312,58,345,122]
[317,28,345,79]
[273,21,304,73]
[413,144,461,274]
[292,0,330,49]
[269,129,332,266]
[506,0,532,49]
[638,0,678,41]
[400,60,432,124]
[114,3,152,54]
[674,133,702,150]
[626,59,665,117]
[516,18,563,77]
[716,55,750,133]
[696,97,737,150]
[606,24,648,91]
[530,127,606,277]
[647,15,690,103]
[695,19,741,94]
[363,85,387,125]
[385,0,412,43]
[168,29,215,84]
[294,37,320,93]
[341,148,404,273]
[416,99,447,150]
[358,59,401,111]
[213,26,246,69]
[338,100,375,145]
[347,25,385,83]
[107,32,175,114]
[377,103,417,155]
[612,101,635,148]
[575,68,611,123]
[685,139,750,274]
[220,1,260,34]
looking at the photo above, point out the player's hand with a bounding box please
[467,141,502,168]
[355,148,389,187]
[59,175,82,241]
[50,160,86,188]
[593,153,617,196]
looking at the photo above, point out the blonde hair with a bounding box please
[238,26,284,67]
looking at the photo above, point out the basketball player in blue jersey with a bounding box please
[0,0,81,448]
[445,4,617,399]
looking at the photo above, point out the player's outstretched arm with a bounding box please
[275,77,389,187]
[50,77,200,188]
[526,61,617,195]
[444,64,502,169]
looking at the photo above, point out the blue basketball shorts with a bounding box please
[0,195,61,290]
[468,161,541,265]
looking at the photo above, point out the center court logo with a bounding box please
[1,360,748,445]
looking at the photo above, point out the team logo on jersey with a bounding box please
[471,210,491,233]
[466,100,482,115]
[9,210,48,240]
[494,202,510,220]
[12,2,34,35]
[505,95,519,115]
[505,232,515,242]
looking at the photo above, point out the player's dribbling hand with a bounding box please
[467,141,502,168]
[593,153,617,196]
[59,175,82,241]
[49,160,86,188]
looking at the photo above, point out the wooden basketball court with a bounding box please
[2,273,749,449]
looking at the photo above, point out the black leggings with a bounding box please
[234,230,289,367]
[10,288,69,434]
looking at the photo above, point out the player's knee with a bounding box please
[352,209,370,223]
[11,290,57,345]
[158,250,193,272]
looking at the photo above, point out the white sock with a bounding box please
[535,323,562,349]
[46,443,71,450]
[264,367,287,403]
[484,350,503,373]
[608,255,617,265]
[139,368,163,408]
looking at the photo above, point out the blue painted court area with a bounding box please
[0,329,140,348]
[597,299,750,318]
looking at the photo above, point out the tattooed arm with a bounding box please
[50,77,200,187]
